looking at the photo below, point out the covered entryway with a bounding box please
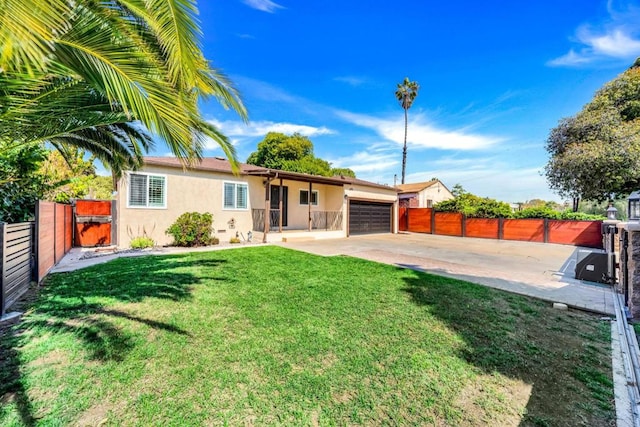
[348,200,393,235]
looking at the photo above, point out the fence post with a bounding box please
[431,210,435,234]
[543,218,549,243]
[498,217,504,240]
[461,214,466,237]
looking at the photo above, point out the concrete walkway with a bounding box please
[275,233,616,315]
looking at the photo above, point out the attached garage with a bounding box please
[348,200,393,235]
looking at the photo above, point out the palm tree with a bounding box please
[0,0,247,171]
[395,77,419,184]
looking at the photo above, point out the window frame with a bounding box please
[126,172,167,209]
[223,181,249,211]
[299,189,319,206]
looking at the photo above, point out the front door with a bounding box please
[270,185,288,227]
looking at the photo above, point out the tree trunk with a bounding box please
[572,197,580,212]
[401,106,408,184]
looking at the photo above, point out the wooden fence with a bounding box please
[399,207,603,249]
[1,201,74,315]
[36,201,73,282]
[0,222,35,316]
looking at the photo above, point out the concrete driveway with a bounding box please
[276,232,616,315]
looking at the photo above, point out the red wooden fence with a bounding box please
[503,219,545,243]
[466,218,499,239]
[407,207,433,233]
[36,201,73,281]
[547,220,603,247]
[434,212,463,236]
[399,207,603,249]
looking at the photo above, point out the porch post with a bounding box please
[279,178,283,233]
[308,182,313,231]
[263,178,271,243]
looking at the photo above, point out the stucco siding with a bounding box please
[117,166,258,247]
[117,163,400,247]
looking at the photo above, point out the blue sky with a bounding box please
[184,0,640,202]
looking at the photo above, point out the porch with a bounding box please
[252,208,344,242]
[246,169,348,243]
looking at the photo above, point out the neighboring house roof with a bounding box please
[395,180,441,194]
[142,157,394,191]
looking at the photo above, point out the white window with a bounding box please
[128,173,166,208]
[299,189,318,206]
[223,182,248,210]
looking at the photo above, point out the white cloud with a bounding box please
[241,0,284,13]
[335,110,502,151]
[209,119,335,138]
[329,150,399,174]
[334,76,368,87]
[549,3,640,66]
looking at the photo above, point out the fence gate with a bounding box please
[74,200,112,247]
[0,222,34,316]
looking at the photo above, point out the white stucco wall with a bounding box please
[116,166,260,247]
[419,183,453,207]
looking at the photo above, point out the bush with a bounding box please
[165,212,214,247]
[512,207,561,219]
[229,237,241,244]
[559,211,606,220]
[130,236,155,249]
[434,194,512,218]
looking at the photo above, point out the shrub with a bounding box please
[130,236,155,249]
[559,211,606,220]
[229,237,241,244]
[512,207,561,219]
[166,212,214,247]
[434,194,512,218]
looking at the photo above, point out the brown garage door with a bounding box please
[349,201,392,235]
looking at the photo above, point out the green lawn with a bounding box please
[0,246,614,426]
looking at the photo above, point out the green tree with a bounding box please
[545,58,640,206]
[451,183,467,198]
[0,143,50,222]
[247,132,356,177]
[395,77,419,184]
[331,167,356,178]
[40,149,113,203]
[0,0,247,170]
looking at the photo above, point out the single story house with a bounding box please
[115,157,399,247]
[395,180,453,208]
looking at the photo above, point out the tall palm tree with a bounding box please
[395,77,419,184]
[0,0,247,171]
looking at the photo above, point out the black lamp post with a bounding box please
[607,204,618,220]
[629,191,640,221]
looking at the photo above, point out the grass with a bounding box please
[0,246,615,426]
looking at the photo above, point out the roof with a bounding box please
[142,157,394,191]
[143,156,266,174]
[395,180,439,194]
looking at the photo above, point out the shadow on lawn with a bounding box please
[401,269,615,427]
[0,253,225,426]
